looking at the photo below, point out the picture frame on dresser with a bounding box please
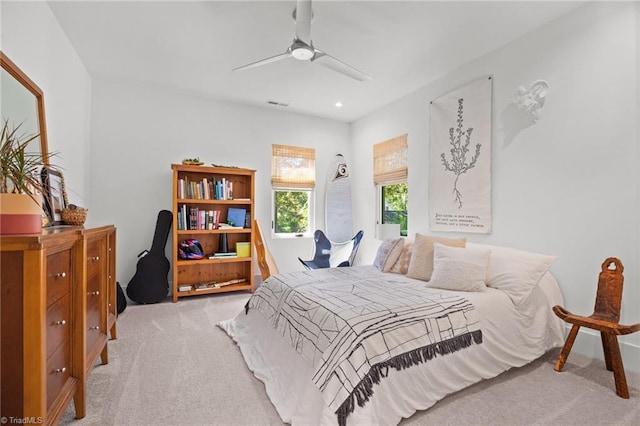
[41,166,68,225]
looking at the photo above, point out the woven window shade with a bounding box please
[373,134,408,185]
[271,144,316,189]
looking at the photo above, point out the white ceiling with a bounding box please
[48,0,585,122]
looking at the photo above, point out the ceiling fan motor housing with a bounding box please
[290,38,315,61]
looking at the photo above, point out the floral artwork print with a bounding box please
[440,98,481,209]
[429,76,492,234]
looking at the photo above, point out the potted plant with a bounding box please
[0,119,55,234]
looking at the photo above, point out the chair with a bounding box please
[553,257,640,398]
[298,229,364,269]
[254,219,279,281]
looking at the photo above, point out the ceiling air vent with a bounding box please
[266,100,289,107]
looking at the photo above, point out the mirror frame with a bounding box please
[1,51,50,165]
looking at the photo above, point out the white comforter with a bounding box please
[219,267,565,425]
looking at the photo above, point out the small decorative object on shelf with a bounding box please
[182,157,204,165]
[193,278,246,291]
[237,241,251,258]
[61,204,88,226]
[171,163,255,302]
[218,233,229,253]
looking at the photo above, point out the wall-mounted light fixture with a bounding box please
[515,80,549,122]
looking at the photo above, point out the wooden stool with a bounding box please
[553,257,640,398]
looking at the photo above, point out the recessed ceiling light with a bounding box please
[335,101,343,108]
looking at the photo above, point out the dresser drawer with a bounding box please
[87,272,102,295]
[46,337,71,410]
[86,296,102,353]
[46,293,71,357]
[86,239,103,280]
[46,249,72,306]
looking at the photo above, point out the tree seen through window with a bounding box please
[382,183,407,237]
[274,190,310,234]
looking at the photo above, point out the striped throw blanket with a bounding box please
[246,266,482,425]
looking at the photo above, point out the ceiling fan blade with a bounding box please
[312,50,373,82]
[295,0,312,44]
[233,50,292,72]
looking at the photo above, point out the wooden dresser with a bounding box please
[0,225,117,425]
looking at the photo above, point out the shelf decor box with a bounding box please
[236,241,250,258]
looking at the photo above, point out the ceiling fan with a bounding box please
[233,0,372,82]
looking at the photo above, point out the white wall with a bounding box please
[350,2,640,371]
[1,1,91,205]
[89,79,349,285]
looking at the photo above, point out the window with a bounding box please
[380,183,408,237]
[273,189,313,235]
[374,134,408,237]
[271,144,315,237]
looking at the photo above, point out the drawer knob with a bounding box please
[54,319,67,326]
[91,256,100,261]
[88,290,100,296]
[55,272,67,278]
[90,325,100,330]
[54,367,66,373]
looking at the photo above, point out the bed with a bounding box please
[219,240,565,425]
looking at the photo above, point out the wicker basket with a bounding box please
[61,207,88,226]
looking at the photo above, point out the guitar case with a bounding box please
[116,282,127,314]
[126,210,173,304]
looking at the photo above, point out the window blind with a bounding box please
[373,134,408,185]
[271,144,316,189]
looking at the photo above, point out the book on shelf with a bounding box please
[227,207,246,228]
[178,284,193,292]
[176,176,234,200]
[209,252,237,258]
[217,222,243,230]
[177,207,221,231]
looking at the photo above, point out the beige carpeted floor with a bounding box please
[61,292,640,426]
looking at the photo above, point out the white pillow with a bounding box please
[426,244,491,292]
[469,243,557,305]
[373,238,404,272]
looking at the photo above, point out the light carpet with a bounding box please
[61,292,640,425]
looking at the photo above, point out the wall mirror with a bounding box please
[0,51,49,165]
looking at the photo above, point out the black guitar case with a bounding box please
[116,282,127,314]
[126,210,173,304]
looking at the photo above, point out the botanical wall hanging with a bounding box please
[429,76,492,233]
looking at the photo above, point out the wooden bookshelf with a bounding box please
[171,164,255,302]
